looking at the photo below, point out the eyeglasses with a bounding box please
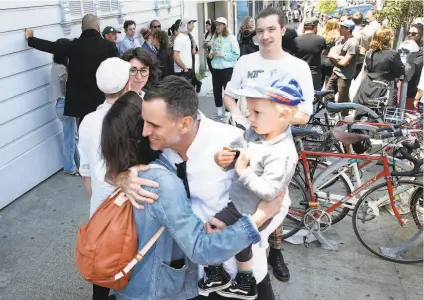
[408,32,418,36]
[129,67,149,77]
[175,161,191,198]
[152,25,161,29]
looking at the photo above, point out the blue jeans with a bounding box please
[55,98,80,172]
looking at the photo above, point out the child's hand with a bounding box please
[235,150,250,175]
[204,217,227,234]
[414,99,420,108]
[214,149,236,168]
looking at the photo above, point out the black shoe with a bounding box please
[216,272,257,299]
[267,248,290,282]
[108,295,117,300]
[198,265,231,296]
[196,82,202,93]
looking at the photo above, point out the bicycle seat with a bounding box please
[292,127,321,138]
[325,101,357,114]
[331,128,370,145]
[315,90,335,98]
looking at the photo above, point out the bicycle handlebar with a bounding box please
[378,129,408,139]
[391,148,423,177]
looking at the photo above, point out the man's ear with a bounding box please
[281,26,287,36]
[180,116,195,133]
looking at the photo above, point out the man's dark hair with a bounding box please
[144,75,198,119]
[255,7,285,27]
[53,38,71,67]
[124,20,136,30]
[352,12,363,25]
[150,19,161,28]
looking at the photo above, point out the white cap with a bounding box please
[216,17,228,26]
[96,58,131,94]
[179,17,196,33]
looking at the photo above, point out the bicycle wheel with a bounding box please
[297,158,352,224]
[282,176,309,239]
[352,180,423,263]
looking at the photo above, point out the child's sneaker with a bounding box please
[198,265,231,296]
[216,272,257,299]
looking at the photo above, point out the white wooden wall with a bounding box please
[0,0,182,209]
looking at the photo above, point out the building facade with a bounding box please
[0,0,185,209]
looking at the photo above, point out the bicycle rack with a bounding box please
[303,209,339,251]
[379,227,423,259]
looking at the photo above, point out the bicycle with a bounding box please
[286,127,423,263]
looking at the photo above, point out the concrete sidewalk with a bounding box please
[0,76,422,300]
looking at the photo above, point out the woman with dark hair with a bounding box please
[203,19,216,73]
[168,22,180,50]
[151,30,174,78]
[406,23,423,110]
[100,88,281,300]
[353,27,405,107]
[121,47,161,95]
[52,38,80,176]
[101,91,159,179]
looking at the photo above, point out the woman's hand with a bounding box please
[252,190,286,228]
[214,150,236,168]
[209,53,215,59]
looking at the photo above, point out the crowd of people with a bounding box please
[22,4,423,300]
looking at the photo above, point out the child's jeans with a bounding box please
[55,98,80,172]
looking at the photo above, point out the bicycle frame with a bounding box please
[300,150,406,226]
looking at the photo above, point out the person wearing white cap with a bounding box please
[173,18,196,80]
[78,57,131,300]
[208,17,240,121]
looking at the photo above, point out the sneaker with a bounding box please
[216,272,257,299]
[198,265,231,296]
[212,113,224,120]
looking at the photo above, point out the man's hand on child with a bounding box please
[215,150,236,168]
[235,151,250,175]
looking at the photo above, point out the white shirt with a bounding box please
[162,112,288,283]
[78,101,116,217]
[173,33,193,72]
[225,51,314,127]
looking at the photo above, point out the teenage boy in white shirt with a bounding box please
[223,6,314,283]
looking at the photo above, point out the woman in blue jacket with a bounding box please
[100,91,280,300]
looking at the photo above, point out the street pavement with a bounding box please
[0,74,422,300]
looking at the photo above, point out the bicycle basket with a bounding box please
[296,123,336,152]
[383,108,422,126]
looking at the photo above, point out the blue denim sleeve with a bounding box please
[146,170,260,266]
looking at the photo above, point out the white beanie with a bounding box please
[96,57,131,94]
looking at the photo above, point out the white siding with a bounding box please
[0,0,182,209]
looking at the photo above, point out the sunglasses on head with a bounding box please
[408,32,418,36]
[152,25,161,29]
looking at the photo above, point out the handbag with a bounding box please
[349,51,369,100]
[75,165,166,290]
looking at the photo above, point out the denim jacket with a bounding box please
[115,155,260,300]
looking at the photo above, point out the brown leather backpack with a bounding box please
[75,188,164,290]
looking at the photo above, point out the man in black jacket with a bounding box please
[25,14,119,123]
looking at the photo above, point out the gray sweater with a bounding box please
[227,126,298,216]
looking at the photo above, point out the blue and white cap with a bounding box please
[234,75,305,106]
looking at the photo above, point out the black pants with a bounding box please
[312,71,322,91]
[206,58,214,75]
[93,284,110,300]
[212,68,233,108]
[191,274,275,300]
